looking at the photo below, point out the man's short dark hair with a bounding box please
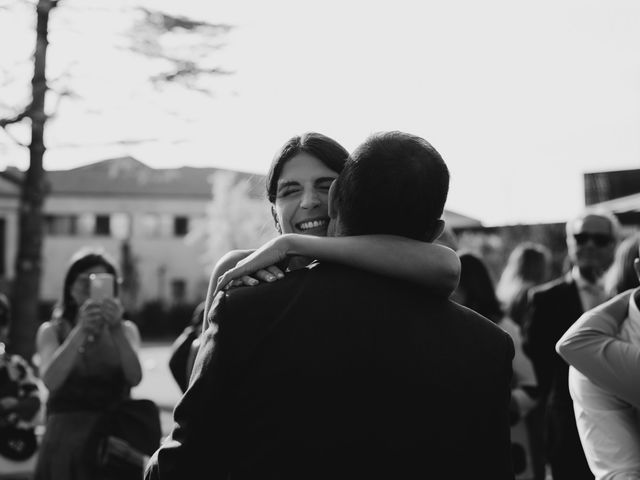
[332,131,449,241]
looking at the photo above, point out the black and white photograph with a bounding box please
[1,1,639,479]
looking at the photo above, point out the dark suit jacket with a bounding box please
[522,274,583,408]
[145,263,515,480]
[521,273,593,479]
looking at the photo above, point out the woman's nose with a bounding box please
[300,188,320,209]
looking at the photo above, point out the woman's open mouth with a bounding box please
[295,217,329,234]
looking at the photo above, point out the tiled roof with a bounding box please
[2,156,266,199]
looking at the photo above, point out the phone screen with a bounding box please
[89,273,115,301]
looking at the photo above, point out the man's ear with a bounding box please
[426,219,446,243]
[634,258,640,282]
[328,180,339,220]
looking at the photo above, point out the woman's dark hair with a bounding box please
[57,247,119,324]
[605,233,640,297]
[457,251,502,323]
[265,132,349,204]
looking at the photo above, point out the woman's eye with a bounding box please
[278,187,299,197]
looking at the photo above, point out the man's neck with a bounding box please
[576,266,603,284]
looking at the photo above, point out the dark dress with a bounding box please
[34,319,130,480]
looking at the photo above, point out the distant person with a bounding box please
[496,242,551,328]
[556,232,640,480]
[454,251,538,480]
[522,210,620,480]
[34,247,143,480]
[496,242,551,480]
[0,293,42,464]
[145,131,515,480]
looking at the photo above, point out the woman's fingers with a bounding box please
[101,298,124,327]
[238,275,259,287]
[265,265,285,279]
[253,269,280,283]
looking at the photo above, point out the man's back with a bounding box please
[200,263,515,479]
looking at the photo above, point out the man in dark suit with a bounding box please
[522,210,619,480]
[145,131,515,480]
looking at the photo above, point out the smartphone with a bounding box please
[89,273,115,301]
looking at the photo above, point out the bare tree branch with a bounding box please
[47,87,76,120]
[151,64,232,83]
[125,7,234,93]
[51,137,188,149]
[138,7,233,34]
[0,105,33,127]
[0,126,29,148]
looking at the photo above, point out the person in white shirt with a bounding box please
[556,232,640,480]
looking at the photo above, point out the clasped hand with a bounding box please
[214,236,290,296]
[77,298,124,339]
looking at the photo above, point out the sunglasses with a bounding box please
[573,232,613,248]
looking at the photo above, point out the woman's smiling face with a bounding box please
[274,152,339,237]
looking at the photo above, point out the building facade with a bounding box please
[0,156,264,310]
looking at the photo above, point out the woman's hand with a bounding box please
[77,300,105,340]
[101,298,125,330]
[215,236,291,295]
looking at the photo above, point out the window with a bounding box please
[45,215,77,236]
[77,213,95,236]
[141,214,160,237]
[111,213,131,239]
[170,279,187,303]
[174,216,189,237]
[95,215,111,236]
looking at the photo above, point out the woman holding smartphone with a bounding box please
[34,247,142,480]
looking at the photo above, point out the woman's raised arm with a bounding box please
[215,234,460,297]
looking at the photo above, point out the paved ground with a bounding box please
[132,340,183,437]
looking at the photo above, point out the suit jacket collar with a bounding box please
[563,271,585,317]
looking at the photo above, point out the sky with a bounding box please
[1,0,639,226]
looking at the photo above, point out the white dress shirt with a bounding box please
[572,266,608,312]
[558,290,640,480]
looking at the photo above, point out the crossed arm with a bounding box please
[205,234,460,318]
[556,289,640,408]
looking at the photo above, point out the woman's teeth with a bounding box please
[298,219,327,231]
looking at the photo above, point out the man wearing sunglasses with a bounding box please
[522,210,619,480]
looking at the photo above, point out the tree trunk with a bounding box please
[9,0,56,361]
